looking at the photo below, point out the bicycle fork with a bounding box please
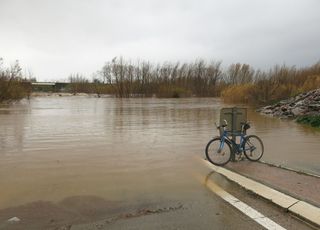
[218,139,225,153]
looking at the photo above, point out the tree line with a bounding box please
[221,62,320,104]
[99,57,223,98]
[1,56,320,105]
[97,57,320,104]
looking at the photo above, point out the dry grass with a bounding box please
[221,63,320,105]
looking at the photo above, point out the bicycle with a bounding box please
[205,120,264,166]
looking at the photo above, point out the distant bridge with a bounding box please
[31,82,70,92]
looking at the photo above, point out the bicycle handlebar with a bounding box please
[215,120,250,130]
[215,119,228,129]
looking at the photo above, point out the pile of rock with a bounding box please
[258,88,320,118]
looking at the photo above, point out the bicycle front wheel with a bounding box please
[243,135,264,161]
[205,137,232,166]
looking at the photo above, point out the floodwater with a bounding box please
[0,96,319,212]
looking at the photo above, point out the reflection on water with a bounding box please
[0,97,319,209]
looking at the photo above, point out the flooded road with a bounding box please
[0,96,319,221]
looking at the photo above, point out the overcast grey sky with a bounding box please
[0,0,319,81]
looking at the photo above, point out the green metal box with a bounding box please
[220,107,247,134]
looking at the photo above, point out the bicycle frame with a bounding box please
[219,129,251,154]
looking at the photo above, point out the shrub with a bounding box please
[221,84,255,104]
[301,75,320,92]
[296,115,320,128]
[156,86,192,98]
[0,59,30,103]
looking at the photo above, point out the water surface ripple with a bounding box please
[0,97,319,208]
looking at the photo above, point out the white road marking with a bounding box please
[201,160,298,209]
[206,179,287,230]
[200,159,320,227]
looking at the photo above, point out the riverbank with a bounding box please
[258,88,320,127]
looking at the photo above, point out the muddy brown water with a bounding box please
[0,96,319,212]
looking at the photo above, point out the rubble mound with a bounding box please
[258,88,320,118]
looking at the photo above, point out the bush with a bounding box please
[296,115,320,128]
[301,75,320,92]
[156,86,192,98]
[221,84,255,103]
[0,59,30,103]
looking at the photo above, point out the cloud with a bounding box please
[0,0,319,81]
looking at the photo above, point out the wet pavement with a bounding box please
[226,161,320,208]
[69,199,265,230]
[0,178,267,230]
[69,166,315,230]
[0,159,317,230]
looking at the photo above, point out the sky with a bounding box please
[0,0,319,81]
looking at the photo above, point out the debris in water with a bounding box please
[7,217,21,222]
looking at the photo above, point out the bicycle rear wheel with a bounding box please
[205,137,232,166]
[243,135,264,161]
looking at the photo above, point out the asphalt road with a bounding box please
[70,170,315,230]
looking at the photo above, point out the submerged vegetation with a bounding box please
[0,58,31,103]
[68,74,113,96]
[99,57,222,98]
[99,58,320,103]
[296,115,320,128]
[1,56,320,105]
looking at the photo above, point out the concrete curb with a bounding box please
[202,160,320,227]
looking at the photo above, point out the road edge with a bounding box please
[202,160,320,228]
[259,160,320,179]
